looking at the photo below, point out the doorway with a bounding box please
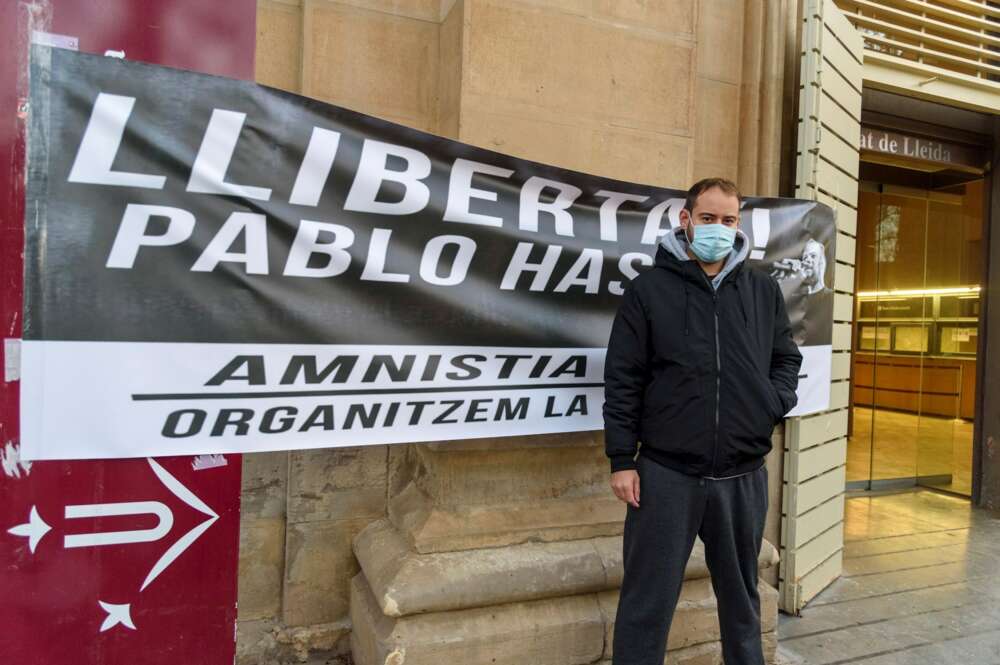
[848,165,984,497]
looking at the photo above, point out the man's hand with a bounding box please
[611,469,640,508]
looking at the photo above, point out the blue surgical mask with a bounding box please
[688,223,736,263]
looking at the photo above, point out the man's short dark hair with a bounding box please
[684,177,742,213]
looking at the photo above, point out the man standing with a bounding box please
[604,177,802,664]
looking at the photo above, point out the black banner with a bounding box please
[22,46,836,460]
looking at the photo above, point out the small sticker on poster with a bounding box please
[31,31,79,50]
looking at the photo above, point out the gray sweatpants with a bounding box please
[612,451,769,665]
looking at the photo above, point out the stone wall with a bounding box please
[242,1,793,662]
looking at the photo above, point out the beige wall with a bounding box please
[254,0,780,185]
[243,0,791,659]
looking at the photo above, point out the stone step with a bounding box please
[350,569,779,665]
[354,517,780,618]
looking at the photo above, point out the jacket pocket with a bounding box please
[763,379,785,424]
[640,368,710,463]
[644,364,693,417]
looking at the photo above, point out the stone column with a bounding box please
[344,0,793,661]
[245,0,798,662]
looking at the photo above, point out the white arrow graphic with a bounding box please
[7,505,51,553]
[98,601,136,632]
[5,458,219,633]
[64,501,173,548]
[140,458,219,591]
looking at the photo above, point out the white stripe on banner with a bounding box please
[20,342,605,460]
[787,344,831,417]
[20,341,830,460]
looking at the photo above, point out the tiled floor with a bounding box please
[776,489,1000,664]
[847,407,973,495]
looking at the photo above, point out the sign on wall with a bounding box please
[859,125,987,171]
[21,46,836,461]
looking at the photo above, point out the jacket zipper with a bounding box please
[696,268,722,477]
[711,291,720,477]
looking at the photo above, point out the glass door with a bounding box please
[849,180,982,497]
[916,183,983,496]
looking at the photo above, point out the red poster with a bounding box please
[1,455,241,664]
[1,2,255,663]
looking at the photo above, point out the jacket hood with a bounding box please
[654,225,753,337]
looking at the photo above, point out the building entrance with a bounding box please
[848,164,984,497]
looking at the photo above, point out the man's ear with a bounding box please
[679,209,695,243]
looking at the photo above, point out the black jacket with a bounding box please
[603,242,803,477]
